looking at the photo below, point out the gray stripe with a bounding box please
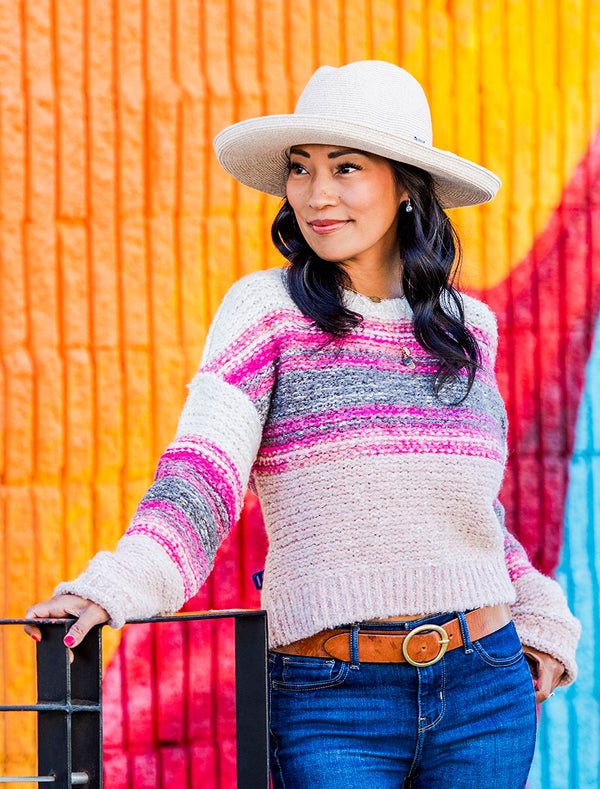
[141,477,223,561]
[269,367,507,430]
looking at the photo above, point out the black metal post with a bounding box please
[36,622,102,788]
[36,622,72,788]
[70,626,102,789]
[234,612,269,789]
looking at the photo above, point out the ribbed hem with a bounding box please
[263,561,516,648]
[512,612,580,686]
[510,572,581,685]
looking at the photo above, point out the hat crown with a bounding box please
[294,61,433,147]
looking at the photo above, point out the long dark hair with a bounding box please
[271,160,481,400]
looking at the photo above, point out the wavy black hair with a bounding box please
[270,159,482,401]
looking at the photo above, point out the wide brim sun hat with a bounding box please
[214,60,501,210]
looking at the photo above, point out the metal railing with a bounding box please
[0,610,269,788]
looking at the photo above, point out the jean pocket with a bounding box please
[472,621,524,667]
[270,654,349,692]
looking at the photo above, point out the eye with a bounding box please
[288,161,308,176]
[336,161,362,175]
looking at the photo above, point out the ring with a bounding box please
[549,692,555,698]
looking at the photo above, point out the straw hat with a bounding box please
[213,60,501,209]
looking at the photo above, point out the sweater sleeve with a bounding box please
[55,273,281,627]
[494,500,581,685]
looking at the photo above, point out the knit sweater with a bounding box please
[57,267,580,683]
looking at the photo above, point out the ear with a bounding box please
[396,186,409,206]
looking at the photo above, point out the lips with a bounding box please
[308,219,350,235]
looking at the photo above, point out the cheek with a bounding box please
[360,192,398,229]
[285,181,303,214]
[378,187,402,228]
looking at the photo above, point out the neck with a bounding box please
[343,258,403,301]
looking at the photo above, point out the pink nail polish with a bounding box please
[533,679,538,688]
[64,635,76,648]
[31,633,41,643]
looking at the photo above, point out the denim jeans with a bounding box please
[268,612,537,788]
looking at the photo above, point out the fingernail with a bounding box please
[64,635,76,648]
[30,634,41,643]
[533,679,538,688]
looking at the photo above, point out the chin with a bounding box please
[313,251,345,263]
[304,243,351,262]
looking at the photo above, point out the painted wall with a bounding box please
[0,1,598,786]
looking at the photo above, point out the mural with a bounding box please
[0,1,598,787]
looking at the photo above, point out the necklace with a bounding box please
[345,286,384,303]
[346,286,416,368]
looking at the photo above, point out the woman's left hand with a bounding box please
[523,645,564,703]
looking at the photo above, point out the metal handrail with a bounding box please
[0,774,88,784]
[0,610,269,788]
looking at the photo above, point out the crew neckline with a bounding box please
[342,287,412,319]
[342,287,405,304]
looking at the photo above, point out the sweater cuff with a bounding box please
[54,534,186,629]
[510,573,581,686]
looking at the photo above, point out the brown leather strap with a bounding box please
[271,604,512,665]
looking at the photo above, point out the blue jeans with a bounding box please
[268,612,537,788]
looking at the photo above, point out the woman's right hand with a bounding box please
[24,594,109,648]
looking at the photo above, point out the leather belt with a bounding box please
[271,604,512,667]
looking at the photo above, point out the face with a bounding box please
[285,144,406,270]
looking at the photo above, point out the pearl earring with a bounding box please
[405,198,413,213]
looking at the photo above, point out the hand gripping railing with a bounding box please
[0,610,269,788]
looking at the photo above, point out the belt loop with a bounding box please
[457,611,473,654]
[349,623,360,670]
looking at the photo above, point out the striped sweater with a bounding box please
[57,267,580,682]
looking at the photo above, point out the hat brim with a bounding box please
[214,115,501,209]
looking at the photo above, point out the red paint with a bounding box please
[471,126,600,573]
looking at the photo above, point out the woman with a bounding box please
[26,61,580,787]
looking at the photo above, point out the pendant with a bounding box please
[401,346,416,370]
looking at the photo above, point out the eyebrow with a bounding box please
[289,147,372,160]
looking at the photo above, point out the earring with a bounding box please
[405,198,413,213]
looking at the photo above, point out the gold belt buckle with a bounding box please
[401,624,450,667]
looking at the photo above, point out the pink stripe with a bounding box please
[165,436,244,518]
[255,438,505,474]
[258,431,504,458]
[202,308,495,392]
[262,404,501,441]
[279,353,438,374]
[204,305,493,361]
[203,309,300,369]
[135,499,206,550]
[504,532,536,582]
[222,345,277,388]
[278,345,494,382]
[281,327,416,355]
[128,518,210,598]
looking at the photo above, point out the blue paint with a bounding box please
[529,315,600,789]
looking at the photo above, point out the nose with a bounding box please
[308,173,339,209]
